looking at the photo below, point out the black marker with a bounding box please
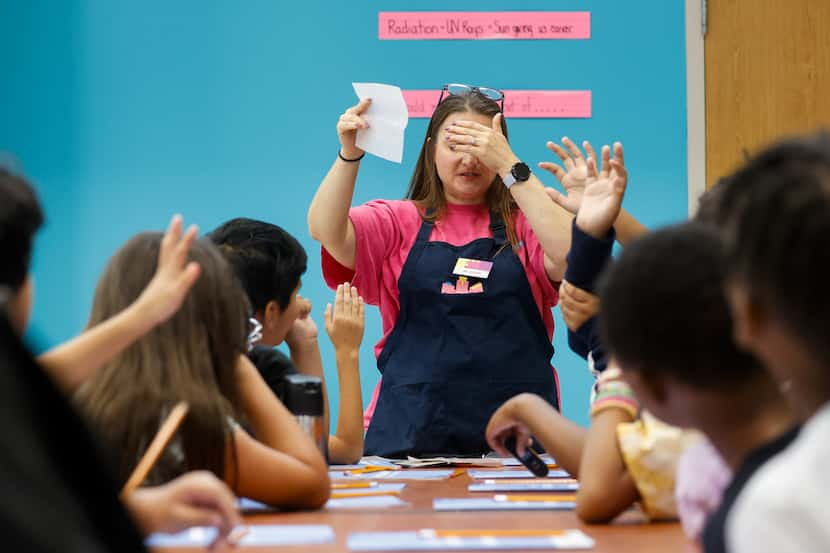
[503,435,549,477]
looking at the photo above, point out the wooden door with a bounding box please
[705,0,830,186]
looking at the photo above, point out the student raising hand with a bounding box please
[574,145,628,239]
[540,140,645,245]
[38,214,202,392]
[324,282,366,464]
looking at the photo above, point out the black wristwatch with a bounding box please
[501,162,531,188]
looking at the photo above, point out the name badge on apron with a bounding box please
[453,258,494,279]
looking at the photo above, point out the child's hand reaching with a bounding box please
[324,283,365,356]
[575,142,628,239]
[485,394,538,457]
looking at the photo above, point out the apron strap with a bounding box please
[489,211,507,247]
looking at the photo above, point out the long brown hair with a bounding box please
[76,233,248,486]
[406,92,519,246]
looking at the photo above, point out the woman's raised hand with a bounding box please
[337,99,371,159]
[444,113,519,175]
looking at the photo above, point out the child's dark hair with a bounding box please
[719,132,830,362]
[598,222,762,390]
[0,169,44,291]
[208,218,307,312]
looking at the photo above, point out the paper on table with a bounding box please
[347,529,594,550]
[146,524,334,547]
[469,481,579,492]
[433,496,576,511]
[238,497,275,513]
[469,469,570,479]
[327,494,407,509]
[352,83,409,163]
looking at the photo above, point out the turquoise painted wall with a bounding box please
[1,1,687,428]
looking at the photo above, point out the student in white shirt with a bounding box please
[716,132,830,553]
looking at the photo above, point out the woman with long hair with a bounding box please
[308,85,575,457]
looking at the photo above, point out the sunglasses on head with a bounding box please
[437,83,505,111]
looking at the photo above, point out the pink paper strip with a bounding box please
[402,90,592,119]
[379,12,590,40]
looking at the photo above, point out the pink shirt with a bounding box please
[321,200,560,425]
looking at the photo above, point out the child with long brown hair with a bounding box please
[77,232,329,509]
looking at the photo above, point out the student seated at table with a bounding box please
[0,169,241,549]
[715,133,830,553]
[209,218,365,464]
[487,142,705,528]
[489,144,740,546]
[599,222,797,553]
[75,230,330,509]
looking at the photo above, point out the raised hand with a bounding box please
[444,113,519,175]
[538,137,594,214]
[324,282,365,355]
[134,214,201,326]
[337,99,371,159]
[575,142,628,238]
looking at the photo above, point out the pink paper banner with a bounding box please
[402,90,592,119]
[379,12,590,40]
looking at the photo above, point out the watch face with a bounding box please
[512,162,531,181]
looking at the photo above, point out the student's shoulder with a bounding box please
[727,421,825,551]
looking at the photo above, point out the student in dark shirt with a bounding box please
[598,221,797,553]
[210,218,365,463]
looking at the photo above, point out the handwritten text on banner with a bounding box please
[402,91,592,119]
[379,12,591,40]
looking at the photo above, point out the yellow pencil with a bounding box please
[121,402,188,498]
[330,490,401,499]
[493,494,577,502]
[332,481,379,489]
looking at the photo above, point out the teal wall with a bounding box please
[1,1,687,428]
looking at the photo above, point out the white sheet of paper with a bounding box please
[347,529,594,551]
[238,497,275,513]
[352,83,408,163]
[469,469,570,479]
[326,494,407,509]
[469,481,579,492]
[433,497,576,512]
[146,524,334,547]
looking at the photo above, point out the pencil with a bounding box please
[120,401,189,497]
[493,494,577,502]
[330,490,401,499]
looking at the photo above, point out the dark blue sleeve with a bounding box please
[563,220,615,370]
[564,220,615,293]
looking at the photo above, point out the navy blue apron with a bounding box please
[364,211,559,457]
